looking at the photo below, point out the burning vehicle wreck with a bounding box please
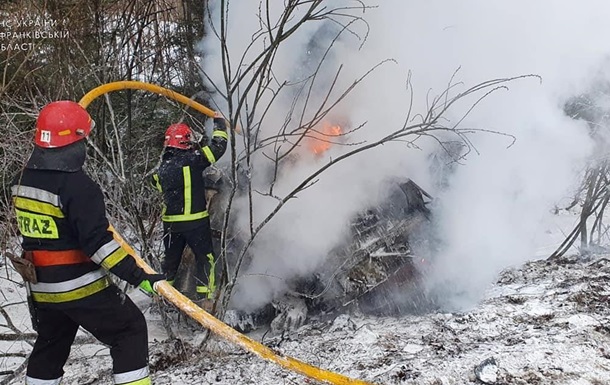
[201,170,434,333]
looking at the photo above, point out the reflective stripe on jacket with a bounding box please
[30,269,111,303]
[30,249,90,266]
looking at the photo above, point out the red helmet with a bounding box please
[164,123,192,149]
[35,101,93,148]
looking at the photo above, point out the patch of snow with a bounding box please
[402,343,424,354]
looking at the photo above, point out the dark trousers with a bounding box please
[162,223,215,291]
[26,286,148,380]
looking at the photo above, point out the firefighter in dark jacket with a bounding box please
[152,114,228,308]
[11,101,164,385]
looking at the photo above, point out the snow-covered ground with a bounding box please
[2,249,609,385]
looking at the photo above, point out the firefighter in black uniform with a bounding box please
[152,114,228,308]
[11,101,164,385]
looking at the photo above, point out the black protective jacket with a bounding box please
[11,168,148,307]
[153,122,228,232]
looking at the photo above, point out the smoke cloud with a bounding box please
[200,1,609,311]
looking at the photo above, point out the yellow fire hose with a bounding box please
[79,80,242,134]
[81,81,374,385]
[79,80,216,117]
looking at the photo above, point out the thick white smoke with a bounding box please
[200,1,610,311]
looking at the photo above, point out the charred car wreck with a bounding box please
[194,164,435,333]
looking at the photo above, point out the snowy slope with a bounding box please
[3,252,609,385]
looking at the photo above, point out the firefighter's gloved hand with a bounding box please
[138,273,166,296]
[191,131,204,143]
[213,116,227,131]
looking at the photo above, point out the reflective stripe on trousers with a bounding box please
[114,366,151,385]
[25,376,62,385]
[196,252,216,299]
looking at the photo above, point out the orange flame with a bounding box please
[307,122,342,155]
